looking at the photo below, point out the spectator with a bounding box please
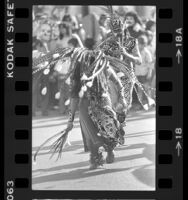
[145,20,156,99]
[32,6,156,115]
[145,20,156,57]
[32,22,52,116]
[68,37,79,48]
[98,14,109,40]
[54,37,79,114]
[36,22,52,52]
[124,11,145,38]
[55,60,71,114]
[84,38,95,50]
[145,20,156,33]
[58,23,72,47]
[135,35,153,109]
[49,22,61,51]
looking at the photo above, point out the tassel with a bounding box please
[81,73,88,81]
[82,85,87,92]
[106,61,110,67]
[79,87,84,98]
[97,133,101,136]
[64,99,70,106]
[41,87,47,95]
[86,81,93,87]
[65,77,71,85]
[44,61,49,66]
[55,92,60,99]
[148,97,155,106]
[54,60,63,72]
[143,104,149,111]
[43,68,50,75]
[100,59,104,65]
[53,53,60,59]
[117,72,124,78]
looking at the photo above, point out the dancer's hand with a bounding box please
[117,112,126,123]
[115,102,127,115]
[67,121,74,131]
[119,99,128,113]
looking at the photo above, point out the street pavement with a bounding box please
[32,109,155,191]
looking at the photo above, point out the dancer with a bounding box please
[96,6,142,112]
[68,60,127,169]
[95,6,155,112]
[33,48,127,169]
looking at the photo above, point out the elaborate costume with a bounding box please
[33,6,155,169]
[70,60,126,168]
[33,48,127,169]
[96,6,154,111]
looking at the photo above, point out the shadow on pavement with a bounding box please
[32,119,80,129]
[32,130,154,157]
[32,140,84,156]
[32,167,132,185]
[132,143,155,188]
[132,165,155,188]
[32,143,155,189]
[32,112,79,121]
[116,143,155,188]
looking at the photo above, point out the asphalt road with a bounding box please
[32,109,155,191]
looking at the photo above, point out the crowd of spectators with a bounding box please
[32,6,156,116]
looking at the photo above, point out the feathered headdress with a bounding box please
[99,6,123,33]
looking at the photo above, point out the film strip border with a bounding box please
[5,3,32,200]
[4,0,183,200]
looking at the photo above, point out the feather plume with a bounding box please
[49,130,70,161]
[107,5,113,14]
[33,130,65,162]
[33,124,74,162]
[99,6,113,16]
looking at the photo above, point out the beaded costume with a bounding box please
[98,31,137,109]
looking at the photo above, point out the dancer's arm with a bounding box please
[131,40,142,64]
[68,98,79,122]
[66,97,79,131]
[67,67,81,129]
[122,45,142,65]
[119,39,142,65]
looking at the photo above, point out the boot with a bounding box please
[89,151,105,170]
